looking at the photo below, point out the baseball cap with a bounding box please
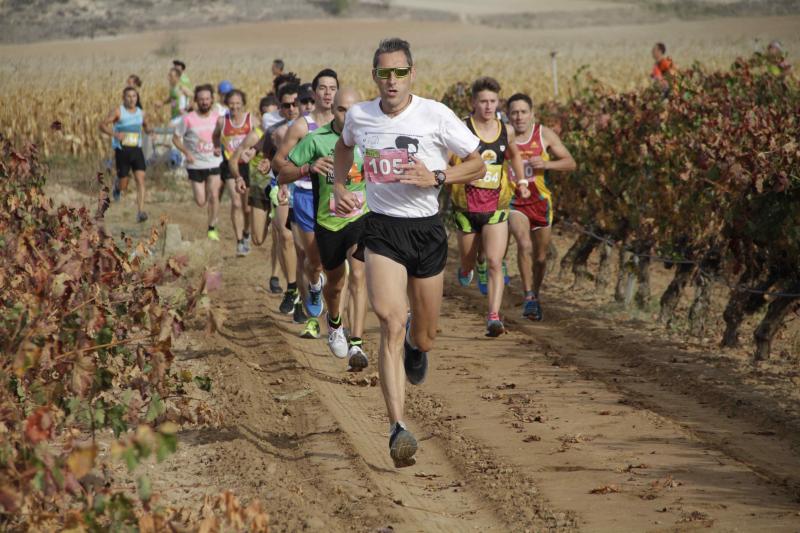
[218,80,233,95]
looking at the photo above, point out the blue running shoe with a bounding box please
[458,268,474,287]
[523,297,543,321]
[486,313,506,337]
[476,261,488,296]
[304,273,326,317]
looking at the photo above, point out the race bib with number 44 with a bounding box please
[121,132,140,147]
[363,148,408,183]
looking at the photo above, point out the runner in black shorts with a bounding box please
[214,89,256,256]
[99,86,153,223]
[333,38,486,467]
[172,84,224,240]
[280,87,370,369]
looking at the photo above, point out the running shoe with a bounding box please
[503,260,510,286]
[404,317,428,385]
[389,422,418,468]
[327,316,348,359]
[347,344,369,371]
[243,233,252,253]
[476,261,489,296]
[269,276,282,294]
[523,297,543,321]
[112,178,121,202]
[136,211,148,224]
[293,301,308,324]
[486,313,506,337]
[457,268,474,287]
[300,317,320,339]
[279,289,298,314]
[236,241,248,257]
[207,228,220,241]
[305,273,326,317]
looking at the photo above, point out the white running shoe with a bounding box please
[327,318,348,359]
[347,344,369,371]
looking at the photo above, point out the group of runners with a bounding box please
[101,39,576,467]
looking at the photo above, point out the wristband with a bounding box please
[518,178,529,185]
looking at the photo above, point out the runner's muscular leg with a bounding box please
[322,261,347,318]
[133,170,146,213]
[347,247,367,339]
[295,229,323,286]
[457,230,480,274]
[191,181,207,208]
[482,220,509,315]
[407,271,444,353]
[207,175,222,228]
[274,205,296,284]
[226,179,244,240]
[510,211,534,293]
[531,226,552,295]
[366,251,410,424]
[250,206,269,245]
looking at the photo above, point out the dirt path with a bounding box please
[94,188,800,531]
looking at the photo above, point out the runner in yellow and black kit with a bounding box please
[450,77,524,337]
[507,92,576,321]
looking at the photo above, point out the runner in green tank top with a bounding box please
[280,88,370,371]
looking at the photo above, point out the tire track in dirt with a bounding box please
[98,189,800,531]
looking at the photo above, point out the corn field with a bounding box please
[0,35,794,162]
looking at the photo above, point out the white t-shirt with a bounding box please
[174,110,223,170]
[342,95,479,218]
[262,110,283,131]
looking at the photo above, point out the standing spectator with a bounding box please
[651,42,675,91]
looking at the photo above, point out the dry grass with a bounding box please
[0,17,797,163]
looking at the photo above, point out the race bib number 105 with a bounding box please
[363,148,408,183]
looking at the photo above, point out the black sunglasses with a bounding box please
[281,101,298,109]
[300,98,315,105]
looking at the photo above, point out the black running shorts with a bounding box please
[316,217,366,271]
[220,159,250,186]
[114,147,146,178]
[187,167,220,183]
[248,184,271,211]
[362,213,447,278]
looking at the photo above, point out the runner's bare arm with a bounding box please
[229,129,261,181]
[399,150,485,187]
[172,130,194,165]
[332,138,358,215]
[98,108,121,139]
[212,117,223,152]
[505,124,526,185]
[541,127,576,172]
[272,119,308,174]
[142,112,154,135]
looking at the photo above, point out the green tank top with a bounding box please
[288,122,367,232]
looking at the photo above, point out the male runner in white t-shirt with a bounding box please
[333,38,486,467]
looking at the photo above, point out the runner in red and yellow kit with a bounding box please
[451,77,524,337]
[507,93,576,321]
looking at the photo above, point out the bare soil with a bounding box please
[66,182,800,532]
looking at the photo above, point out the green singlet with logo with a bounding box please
[288,122,368,232]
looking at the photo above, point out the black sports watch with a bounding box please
[433,169,447,188]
